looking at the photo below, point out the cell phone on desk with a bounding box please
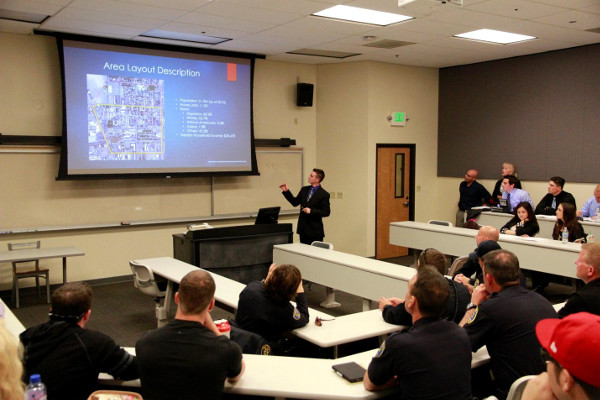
[332,362,366,383]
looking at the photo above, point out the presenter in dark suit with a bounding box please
[280,168,330,245]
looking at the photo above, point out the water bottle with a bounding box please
[24,374,47,400]
[595,206,600,222]
[562,227,569,244]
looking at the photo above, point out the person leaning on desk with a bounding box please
[499,201,539,237]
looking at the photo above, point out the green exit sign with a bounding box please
[390,112,406,126]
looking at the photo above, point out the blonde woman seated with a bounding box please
[500,201,539,237]
[0,323,25,400]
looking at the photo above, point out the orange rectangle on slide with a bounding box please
[227,63,237,81]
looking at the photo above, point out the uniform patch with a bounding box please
[293,308,301,320]
[374,341,386,358]
[260,344,271,355]
[467,306,479,325]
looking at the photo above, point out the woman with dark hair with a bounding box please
[552,203,585,242]
[235,263,309,342]
[379,248,470,326]
[500,201,539,237]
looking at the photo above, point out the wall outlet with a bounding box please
[337,192,343,199]
[331,192,336,199]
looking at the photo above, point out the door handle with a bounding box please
[403,201,409,207]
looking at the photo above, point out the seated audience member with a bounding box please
[380,248,470,325]
[0,324,25,400]
[491,162,521,203]
[552,203,585,242]
[365,266,472,399]
[136,270,244,400]
[522,312,600,400]
[456,169,493,227]
[535,176,577,216]
[558,243,600,318]
[460,250,557,399]
[501,175,534,212]
[453,226,499,284]
[454,240,501,293]
[577,184,600,218]
[235,263,309,343]
[500,201,539,237]
[20,283,138,400]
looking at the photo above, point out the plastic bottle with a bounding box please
[562,227,569,244]
[595,206,600,222]
[24,374,47,400]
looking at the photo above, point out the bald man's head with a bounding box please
[476,226,499,245]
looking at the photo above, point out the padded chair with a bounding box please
[129,260,167,327]
[506,375,536,400]
[8,241,50,309]
[428,220,453,227]
[310,241,341,308]
[448,255,469,277]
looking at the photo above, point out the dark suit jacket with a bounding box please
[282,185,330,238]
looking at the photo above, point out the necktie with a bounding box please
[551,197,556,209]
[307,187,315,202]
[506,192,511,210]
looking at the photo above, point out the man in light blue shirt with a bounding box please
[578,184,600,218]
[501,175,534,212]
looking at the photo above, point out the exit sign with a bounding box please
[390,112,406,127]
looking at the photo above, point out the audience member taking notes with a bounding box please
[136,270,244,400]
[365,266,472,399]
[20,282,139,400]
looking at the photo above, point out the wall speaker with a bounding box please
[296,83,314,107]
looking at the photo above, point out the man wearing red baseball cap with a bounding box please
[522,312,600,400]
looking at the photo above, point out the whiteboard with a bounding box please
[0,147,303,231]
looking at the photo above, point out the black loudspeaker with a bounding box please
[296,83,314,107]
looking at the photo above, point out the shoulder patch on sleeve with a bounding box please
[467,306,479,325]
[374,340,386,358]
[293,308,301,320]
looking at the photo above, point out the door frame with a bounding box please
[375,144,416,258]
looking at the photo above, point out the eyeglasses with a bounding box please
[314,316,335,326]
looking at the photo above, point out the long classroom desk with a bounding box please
[1,298,26,337]
[134,257,403,358]
[389,221,580,278]
[477,211,600,239]
[0,245,85,284]
[273,243,416,309]
[103,346,491,400]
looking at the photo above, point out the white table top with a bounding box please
[389,221,580,278]
[0,246,85,263]
[292,309,402,348]
[273,243,415,301]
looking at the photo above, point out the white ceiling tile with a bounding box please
[68,0,188,21]
[532,10,600,30]
[467,0,569,20]
[174,13,274,33]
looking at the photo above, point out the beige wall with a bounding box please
[1,32,598,290]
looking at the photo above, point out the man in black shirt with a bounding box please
[365,266,472,400]
[460,250,557,399]
[535,176,576,215]
[558,242,600,318]
[20,282,138,400]
[136,270,244,400]
[457,169,492,227]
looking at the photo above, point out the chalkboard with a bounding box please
[0,147,303,231]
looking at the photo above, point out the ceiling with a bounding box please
[1,0,599,68]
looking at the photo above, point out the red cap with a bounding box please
[536,312,600,387]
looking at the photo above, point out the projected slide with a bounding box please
[61,39,254,176]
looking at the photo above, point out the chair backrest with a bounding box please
[448,255,469,277]
[311,241,334,250]
[428,220,453,227]
[8,241,41,270]
[506,375,536,400]
[129,260,165,297]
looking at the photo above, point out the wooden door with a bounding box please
[376,146,413,259]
